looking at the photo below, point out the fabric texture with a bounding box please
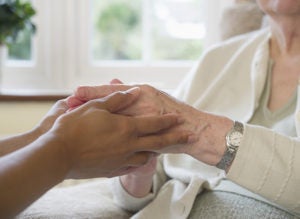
[188,190,297,219]
[249,59,297,136]
[112,28,300,219]
[17,179,132,219]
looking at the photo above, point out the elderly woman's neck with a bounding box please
[268,15,300,57]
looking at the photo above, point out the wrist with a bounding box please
[184,111,233,166]
[41,131,74,179]
[216,121,244,172]
[31,126,45,140]
[120,173,154,198]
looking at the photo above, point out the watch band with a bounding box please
[216,149,236,171]
[216,121,244,171]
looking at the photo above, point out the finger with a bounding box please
[66,95,86,108]
[125,152,155,167]
[47,99,69,117]
[133,114,183,135]
[107,152,154,177]
[38,99,69,134]
[92,87,141,112]
[75,84,132,101]
[136,131,195,151]
[110,78,124,84]
[110,166,140,177]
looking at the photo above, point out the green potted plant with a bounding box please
[0,0,36,89]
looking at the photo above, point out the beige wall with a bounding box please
[0,102,54,137]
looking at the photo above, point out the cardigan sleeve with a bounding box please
[228,124,300,216]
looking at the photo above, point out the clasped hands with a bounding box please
[46,79,208,180]
[63,79,231,182]
[63,80,201,179]
[67,80,199,155]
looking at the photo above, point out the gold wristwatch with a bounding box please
[216,121,244,171]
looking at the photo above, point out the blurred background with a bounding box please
[1,0,266,137]
[1,0,233,93]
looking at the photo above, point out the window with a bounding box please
[92,0,143,61]
[2,0,233,93]
[8,28,33,61]
[91,0,205,61]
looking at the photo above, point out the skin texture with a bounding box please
[68,83,232,163]
[0,88,192,218]
[68,81,233,197]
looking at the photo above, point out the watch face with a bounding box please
[228,131,243,147]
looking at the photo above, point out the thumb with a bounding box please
[47,99,69,117]
[101,87,140,112]
[37,99,69,134]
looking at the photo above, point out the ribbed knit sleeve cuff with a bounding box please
[227,124,300,215]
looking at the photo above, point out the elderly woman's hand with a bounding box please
[68,82,233,166]
[53,88,193,179]
[68,84,171,116]
[68,84,192,145]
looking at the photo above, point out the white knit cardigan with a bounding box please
[112,28,300,219]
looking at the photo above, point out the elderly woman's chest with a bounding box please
[267,58,300,112]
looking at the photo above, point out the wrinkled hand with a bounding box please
[68,79,194,117]
[67,81,200,155]
[68,84,165,116]
[68,81,233,166]
[50,88,191,178]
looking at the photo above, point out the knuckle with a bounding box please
[85,99,101,109]
[113,91,125,98]
[56,99,66,106]
[76,86,89,99]
[142,84,161,97]
[140,84,154,92]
